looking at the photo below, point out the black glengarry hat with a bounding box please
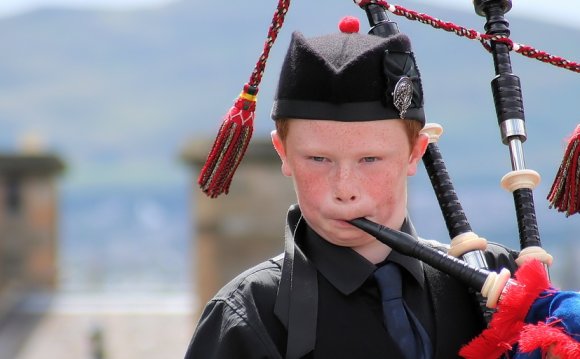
[271,23,425,124]
[199,11,425,198]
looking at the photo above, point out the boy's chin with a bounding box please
[321,229,374,248]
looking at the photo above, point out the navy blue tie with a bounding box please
[374,262,432,359]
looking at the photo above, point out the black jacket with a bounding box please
[185,205,518,359]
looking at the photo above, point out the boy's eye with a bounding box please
[362,157,378,163]
[310,156,326,162]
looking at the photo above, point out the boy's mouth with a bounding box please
[336,216,368,226]
[333,218,357,228]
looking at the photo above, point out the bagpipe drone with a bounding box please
[196,0,580,358]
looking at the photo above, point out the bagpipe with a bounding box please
[196,0,580,357]
[351,2,580,358]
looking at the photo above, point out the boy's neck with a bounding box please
[353,240,392,264]
[351,216,409,264]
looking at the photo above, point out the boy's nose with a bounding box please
[333,168,359,203]
[335,191,358,202]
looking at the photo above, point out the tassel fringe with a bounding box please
[197,0,290,197]
[547,124,580,216]
[198,85,256,198]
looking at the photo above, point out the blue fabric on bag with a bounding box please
[512,290,580,359]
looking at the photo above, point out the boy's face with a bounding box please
[272,119,428,252]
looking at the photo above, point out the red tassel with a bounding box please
[196,0,290,198]
[197,84,257,198]
[547,124,580,216]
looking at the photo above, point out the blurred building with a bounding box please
[0,151,64,317]
[0,148,64,358]
[182,137,296,317]
[0,146,195,359]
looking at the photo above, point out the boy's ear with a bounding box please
[407,132,428,176]
[271,130,291,177]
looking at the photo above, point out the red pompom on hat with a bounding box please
[338,16,360,33]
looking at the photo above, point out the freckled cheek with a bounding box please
[362,171,404,201]
[292,166,327,200]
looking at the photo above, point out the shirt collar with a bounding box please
[291,206,425,295]
[385,218,426,288]
[303,224,376,295]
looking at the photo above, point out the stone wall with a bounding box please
[0,154,64,315]
[182,138,296,317]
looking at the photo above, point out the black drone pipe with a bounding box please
[421,126,490,270]
[473,0,543,253]
[422,141,473,239]
[360,3,490,271]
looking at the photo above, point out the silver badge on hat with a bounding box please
[392,77,413,119]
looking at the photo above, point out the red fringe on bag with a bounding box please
[459,260,550,359]
[547,124,580,216]
[518,321,580,358]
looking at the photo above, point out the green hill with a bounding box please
[0,0,577,187]
[0,0,578,289]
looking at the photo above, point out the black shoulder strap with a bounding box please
[274,214,318,359]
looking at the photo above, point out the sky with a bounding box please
[0,0,177,17]
[0,0,579,28]
[434,0,580,28]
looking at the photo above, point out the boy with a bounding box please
[185,20,518,359]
